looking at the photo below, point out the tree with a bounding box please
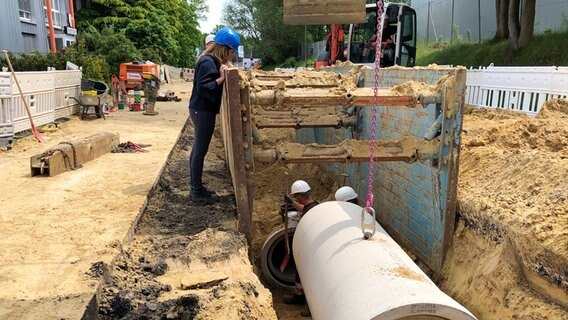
[508,0,536,50]
[493,0,510,41]
[75,0,204,68]
[223,0,325,65]
[493,0,536,50]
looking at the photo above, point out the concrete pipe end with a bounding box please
[373,303,479,320]
[260,227,297,290]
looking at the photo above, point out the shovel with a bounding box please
[2,50,46,143]
[280,201,291,273]
[280,172,291,273]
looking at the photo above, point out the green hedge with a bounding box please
[0,49,110,82]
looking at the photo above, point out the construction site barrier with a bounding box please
[0,69,82,139]
[466,66,568,115]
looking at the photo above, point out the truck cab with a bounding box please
[346,3,417,67]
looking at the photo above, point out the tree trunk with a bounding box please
[518,0,536,48]
[508,0,521,50]
[493,0,510,41]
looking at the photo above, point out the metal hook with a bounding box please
[361,206,376,240]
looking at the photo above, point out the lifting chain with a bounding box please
[362,0,385,240]
[39,141,82,175]
[59,141,83,170]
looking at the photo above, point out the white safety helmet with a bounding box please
[335,186,358,202]
[205,34,215,46]
[291,180,311,195]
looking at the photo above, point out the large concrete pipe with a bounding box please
[261,212,300,289]
[293,201,478,320]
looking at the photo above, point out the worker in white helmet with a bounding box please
[288,180,319,215]
[334,186,360,205]
[283,180,318,317]
[205,34,215,49]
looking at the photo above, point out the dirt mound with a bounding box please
[442,99,568,319]
[538,98,568,118]
[463,101,568,154]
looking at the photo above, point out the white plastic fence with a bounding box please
[0,70,82,138]
[466,66,568,115]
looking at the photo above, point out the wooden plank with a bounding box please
[221,68,252,245]
[30,132,120,177]
[240,86,255,229]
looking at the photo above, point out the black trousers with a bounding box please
[189,109,216,189]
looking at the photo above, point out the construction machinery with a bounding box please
[119,61,159,90]
[283,1,416,69]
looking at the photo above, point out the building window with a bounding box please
[44,0,62,27]
[22,33,36,52]
[19,0,32,20]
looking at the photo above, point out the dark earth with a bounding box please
[91,120,242,320]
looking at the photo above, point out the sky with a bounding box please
[198,0,228,34]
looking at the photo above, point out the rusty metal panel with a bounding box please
[297,67,465,274]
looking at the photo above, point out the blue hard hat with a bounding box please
[214,27,241,51]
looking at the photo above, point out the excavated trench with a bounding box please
[92,121,272,319]
[92,101,568,319]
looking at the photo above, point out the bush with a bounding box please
[282,57,297,68]
[0,47,110,83]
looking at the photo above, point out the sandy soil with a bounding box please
[439,101,568,320]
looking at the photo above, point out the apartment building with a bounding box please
[0,0,77,54]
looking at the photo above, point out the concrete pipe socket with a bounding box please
[293,201,478,320]
[261,211,300,289]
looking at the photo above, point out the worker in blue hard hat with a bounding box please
[188,27,240,203]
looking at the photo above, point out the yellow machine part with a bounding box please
[283,0,366,25]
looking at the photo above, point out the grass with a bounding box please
[416,29,568,67]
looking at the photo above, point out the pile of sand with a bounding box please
[441,99,568,319]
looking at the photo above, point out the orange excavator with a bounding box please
[314,24,345,69]
[284,1,417,69]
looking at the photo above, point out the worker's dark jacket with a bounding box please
[302,201,319,216]
[189,54,223,114]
